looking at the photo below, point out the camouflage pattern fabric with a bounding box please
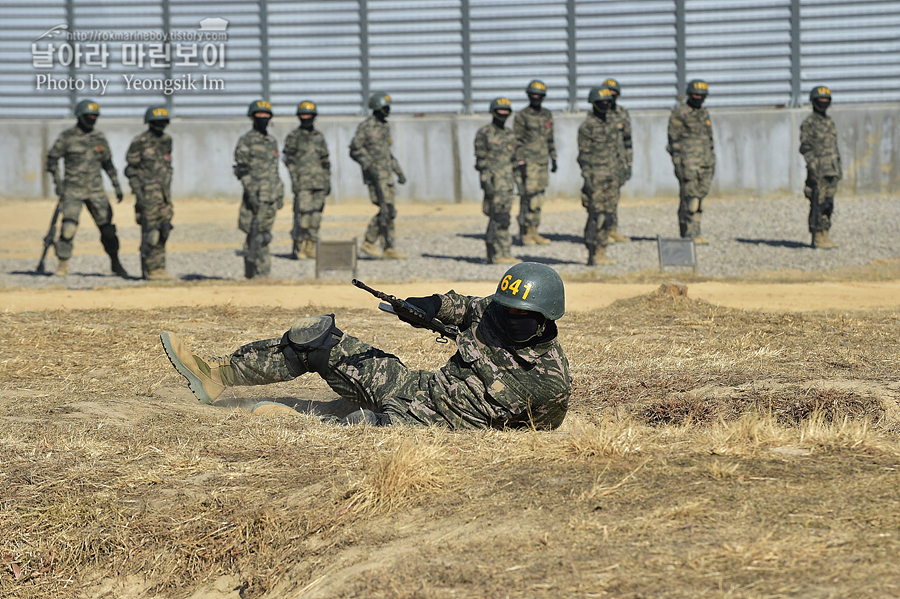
[475,121,517,262]
[608,103,633,184]
[283,126,331,246]
[513,106,556,230]
[578,112,623,250]
[47,125,123,260]
[233,128,284,277]
[800,111,841,233]
[350,116,404,249]
[226,292,571,430]
[667,103,715,238]
[125,129,173,273]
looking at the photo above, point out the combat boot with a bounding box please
[692,236,709,246]
[382,247,406,260]
[304,240,317,259]
[147,268,173,281]
[494,255,518,265]
[587,247,616,266]
[360,241,382,259]
[529,226,551,245]
[110,254,128,278]
[251,401,303,418]
[290,243,300,260]
[160,332,234,404]
[608,229,631,243]
[54,258,68,276]
[815,230,839,249]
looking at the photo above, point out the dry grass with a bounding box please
[1,294,900,598]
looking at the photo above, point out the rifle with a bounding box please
[352,279,459,343]
[245,211,262,279]
[36,176,63,274]
[139,209,150,279]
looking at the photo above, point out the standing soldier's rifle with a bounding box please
[352,279,459,343]
[36,174,63,274]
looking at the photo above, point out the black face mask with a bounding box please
[150,120,168,135]
[492,112,509,127]
[375,106,390,121]
[593,102,610,118]
[299,116,315,129]
[78,115,97,132]
[813,99,831,114]
[488,303,548,345]
[253,116,270,133]
[687,95,705,109]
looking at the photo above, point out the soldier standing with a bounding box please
[514,79,556,245]
[283,100,331,260]
[160,262,571,430]
[601,78,632,243]
[474,97,519,265]
[800,86,841,250]
[667,79,715,245]
[46,99,127,277]
[125,106,173,280]
[233,99,284,279]
[577,88,622,266]
[350,91,407,260]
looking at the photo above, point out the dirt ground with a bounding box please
[2,199,900,599]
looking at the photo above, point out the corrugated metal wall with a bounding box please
[4,0,898,119]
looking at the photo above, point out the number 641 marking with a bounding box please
[500,275,532,299]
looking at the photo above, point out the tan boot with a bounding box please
[587,247,616,266]
[360,241,382,259]
[304,240,317,259]
[608,229,631,243]
[159,332,234,404]
[529,226,551,245]
[382,247,407,260]
[494,255,518,264]
[147,268,173,281]
[817,230,839,249]
[54,258,68,276]
[692,236,709,246]
[251,401,302,417]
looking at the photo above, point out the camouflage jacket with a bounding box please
[46,125,122,198]
[800,111,842,179]
[474,122,517,192]
[233,129,284,199]
[513,106,556,166]
[427,291,571,430]
[577,112,624,180]
[282,126,331,192]
[667,103,715,169]
[349,116,403,182]
[124,129,172,198]
[608,104,633,167]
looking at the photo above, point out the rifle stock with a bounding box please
[36,177,63,274]
[352,279,459,342]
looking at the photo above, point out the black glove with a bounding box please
[115,189,124,203]
[397,172,407,185]
[401,294,441,326]
[551,158,558,173]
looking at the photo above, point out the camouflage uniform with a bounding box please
[350,116,405,250]
[225,291,571,430]
[667,103,715,238]
[283,125,331,256]
[46,125,124,261]
[578,111,625,252]
[608,103,633,231]
[800,111,841,234]
[475,121,517,263]
[233,129,284,278]
[125,129,173,275]
[513,106,556,234]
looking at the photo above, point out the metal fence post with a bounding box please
[461,0,472,114]
[790,0,801,107]
[359,0,370,114]
[163,0,172,114]
[66,0,75,110]
[675,0,686,103]
[567,0,577,111]
[260,0,270,101]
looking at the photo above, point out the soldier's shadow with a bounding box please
[538,233,583,244]
[736,237,809,249]
[515,255,583,266]
[180,274,229,281]
[214,393,359,420]
[420,253,486,265]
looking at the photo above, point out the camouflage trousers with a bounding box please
[55,193,118,261]
[483,187,515,263]
[292,189,326,250]
[582,173,619,250]
[677,165,714,238]
[804,172,839,233]
[228,331,443,426]
[135,184,173,273]
[515,161,549,232]
[364,179,397,249]
[238,193,281,278]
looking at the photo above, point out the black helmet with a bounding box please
[247,99,273,117]
[526,79,547,96]
[296,100,318,116]
[368,91,392,111]
[686,79,709,96]
[809,86,832,102]
[144,105,170,123]
[489,97,512,115]
[588,87,613,104]
[74,99,100,117]
[492,262,565,321]
[601,78,621,95]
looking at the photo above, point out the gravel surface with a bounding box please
[2,195,898,290]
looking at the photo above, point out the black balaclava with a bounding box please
[687,94,705,109]
[149,120,169,136]
[253,115,271,134]
[78,114,97,133]
[375,106,390,122]
[486,302,555,347]
[492,109,510,128]
[528,93,543,110]
[609,93,618,110]
[813,98,831,115]
[593,101,610,119]
[299,114,315,130]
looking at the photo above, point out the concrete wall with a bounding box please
[3,105,897,202]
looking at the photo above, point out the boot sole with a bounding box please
[159,332,216,404]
